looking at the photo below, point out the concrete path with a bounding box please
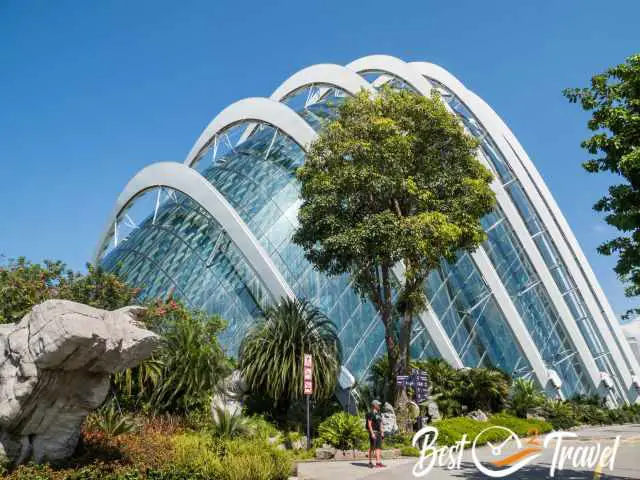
[296,424,640,480]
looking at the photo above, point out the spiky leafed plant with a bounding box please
[210,406,253,439]
[460,368,510,413]
[509,378,545,418]
[239,298,342,417]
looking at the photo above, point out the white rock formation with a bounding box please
[211,370,247,421]
[0,300,159,465]
[381,402,399,435]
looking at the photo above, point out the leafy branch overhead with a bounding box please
[564,53,640,312]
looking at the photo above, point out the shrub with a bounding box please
[172,433,291,480]
[246,415,281,442]
[144,301,231,414]
[542,399,579,430]
[85,403,137,438]
[432,414,551,447]
[317,412,368,451]
[210,408,253,439]
[400,446,421,457]
[509,378,545,418]
[239,298,342,425]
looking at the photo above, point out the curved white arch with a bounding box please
[94,162,295,303]
[270,63,374,101]
[346,55,434,97]
[475,88,640,396]
[238,64,375,145]
[345,55,552,390]
[409,61,633,398]
[184,97,317,167]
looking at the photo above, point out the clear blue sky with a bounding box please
[1,1,638,317]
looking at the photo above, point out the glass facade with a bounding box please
[427,78,624,401]
[97,60,631,403]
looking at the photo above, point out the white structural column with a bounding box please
[481,97,640,387]
[392,264,464,368]
[408,61,604,394]
[410,61,636,398]
[94,162,296,303]
[346,55,552,389]
[184,97,317,167]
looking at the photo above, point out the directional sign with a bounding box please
[303,354,313,395]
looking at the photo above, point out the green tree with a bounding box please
[0,257,138,324]
[239,298,342,421]
[564,54,640,316]
[293,87,495,401]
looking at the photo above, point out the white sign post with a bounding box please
[303,354,313,449]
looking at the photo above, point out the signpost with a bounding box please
[396,369,430,403]
[303,354,313,449]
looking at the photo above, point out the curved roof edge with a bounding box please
[184,97,317,167]
[94,162,295,303]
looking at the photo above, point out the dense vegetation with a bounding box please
[293,87,496,402]
[2,257,639,479]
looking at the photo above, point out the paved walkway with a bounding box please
[296,424,640,480]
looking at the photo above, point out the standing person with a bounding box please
[366,400,385,468]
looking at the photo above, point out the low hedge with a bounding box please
[432,413,552,447]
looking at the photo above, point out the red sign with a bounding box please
[303,354,313,395]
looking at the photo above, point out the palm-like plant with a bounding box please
[86,403,137,438]
[148,308,231,414]
[461,368,510,413]
[509,378,545,418]
[210,406,253,438]
[239,298,342,416]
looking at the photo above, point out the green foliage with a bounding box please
[85,403,137,438]
[210,408,253,439]
[541,398,579,430]
[172,433,291,480]
[317,412,368,451]
[508,378,545,418]
[143,301,231,414]
[433,414,552,447]
[367,357,509,417]
[564,54,640,313]
[459,368,510,413]
[0,258,138,324]
[400,446,420,457]
[239,298,342,417]
[293,86,496,393]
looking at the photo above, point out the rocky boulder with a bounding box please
[0,300,159,465]
[381,402,399,435]
[211,370,247,421]
[466,409,489,422]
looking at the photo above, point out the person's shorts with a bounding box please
[369,433,383,450]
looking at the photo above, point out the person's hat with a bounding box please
[371,399,381,407]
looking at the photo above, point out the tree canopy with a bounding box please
[293,86,496,398]
[564,54,640,316]
[0,257,139,323]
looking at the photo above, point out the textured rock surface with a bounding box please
[211,370,246,421]
[0,300,159,465]
[466,409,489,422]
[381,402,399,435]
